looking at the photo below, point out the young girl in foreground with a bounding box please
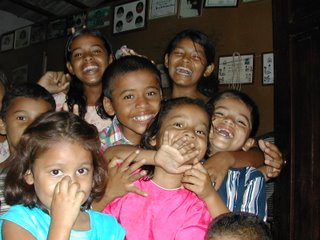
[0,111,125,240]
[103,97,228,240]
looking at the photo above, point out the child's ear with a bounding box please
[24,170,34,185]
[242,138,256,151]
[0,119,7,135]
[103,97,115,116]
[203,63,215,77]
[66,62,75,75]
[164,54,169,68]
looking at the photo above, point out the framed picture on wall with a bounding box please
[149,0,177,19]
[113,0,147,34]
[179,0,203,18]
[218,53,254,85]
[1,32,14,52]
[87,6,111,29]
[262,52,274,85]
[30,22,47,45]
[204,0,238,7]
[14,26,31,49]
[47,18,67,40]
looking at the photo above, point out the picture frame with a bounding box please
[262,52,274,85]
[1,32,14,52]
[30,22,47,45]
[179,0,203,18]
[14,26,31,49]
[12,65,28,84]
[149,0,177,19]
[113,0,147,35]
[67,12,87,35]
[87,6,111,29]
[47,18,67,40]
[204,0,238,7]
[218,53,254,85]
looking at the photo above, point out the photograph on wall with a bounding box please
[218,54,254,85]
[1,32,14,52]
[14,26,31,49]
[67,12,87,35]
[12,65,28,84]
[47,18,67,40]
[87,6,111,29]
[113,0,147,34]
[262,52,274,85]
[149,0,177,19]
[179,0,203,18]
[30,23,47,44]
[204,0,238,7]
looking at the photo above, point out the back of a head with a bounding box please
[206,212,272,240]
[0,82,56,119]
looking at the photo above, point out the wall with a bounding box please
[0,0,273,135]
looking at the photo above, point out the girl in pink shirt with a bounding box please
[103,97,228,240]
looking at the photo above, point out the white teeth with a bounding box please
[133,115,153,121]
[215,127,233,139]
[83,65,98,73]
[176,67,192,76]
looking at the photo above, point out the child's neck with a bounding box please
[152,167,183,189]
[84,84,102,106]
[171,86,209,102]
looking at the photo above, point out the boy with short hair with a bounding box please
[0,82,56,215]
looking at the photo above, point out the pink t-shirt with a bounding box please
[103,179,212,240]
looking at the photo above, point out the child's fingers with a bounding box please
[162,131,169,146]
[72,104,79,116]
[129,185,148,197]
[120,150,141,169]
[127,159,146,175]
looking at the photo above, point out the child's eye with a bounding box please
[196,130,207,136]
[147,91,158,96]
[173,122,183,128]
[237,120,248,127]
[72,52,82,58]
[16,116,26,121]
[50,169,62,176]
[173,49,184,56]
[92,49,103,55]
[123,94,134,100]
[77,168,89,175]
[214,112,224,117]
[191,53,201,61]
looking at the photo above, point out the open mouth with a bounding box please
[83,65,99,73]
[133,114,154,122]
[176,66,192,76]
[215,127,234,139]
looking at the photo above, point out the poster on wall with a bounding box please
[149,0,177,19]
[14,26,31,49]
[87,6,111,29]
[47,18,67,40]
[1,32,14,52]
[12,65,28,84]
[30,23,47,44]
[113,0,147,34]
[179,0,203,18]
[67,12,87,35]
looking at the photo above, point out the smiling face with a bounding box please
[210,97,252,154]
[165,37,213,89]
[155,103,209,163]
[66,34,113,87]
[2,97,53,154]
[24,141,93,212]
[104,69,162,144]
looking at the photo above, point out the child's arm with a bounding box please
[182,161,229,218]
[48,176,85,240]
[92,150,148,211]
[2,221,36,240]
[204,141,283,190]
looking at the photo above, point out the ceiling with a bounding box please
[0,0,118,35]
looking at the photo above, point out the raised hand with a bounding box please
[38,71,71,94]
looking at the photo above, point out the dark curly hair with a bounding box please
[4,111,106,212]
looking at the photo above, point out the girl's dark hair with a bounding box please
[140,97,212,178]
[165,29,218,96]
[208,89,260,137]
[4,111,106,212]
[97,55,162,119]
[1,82,56,119]
[65,28,113,119]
